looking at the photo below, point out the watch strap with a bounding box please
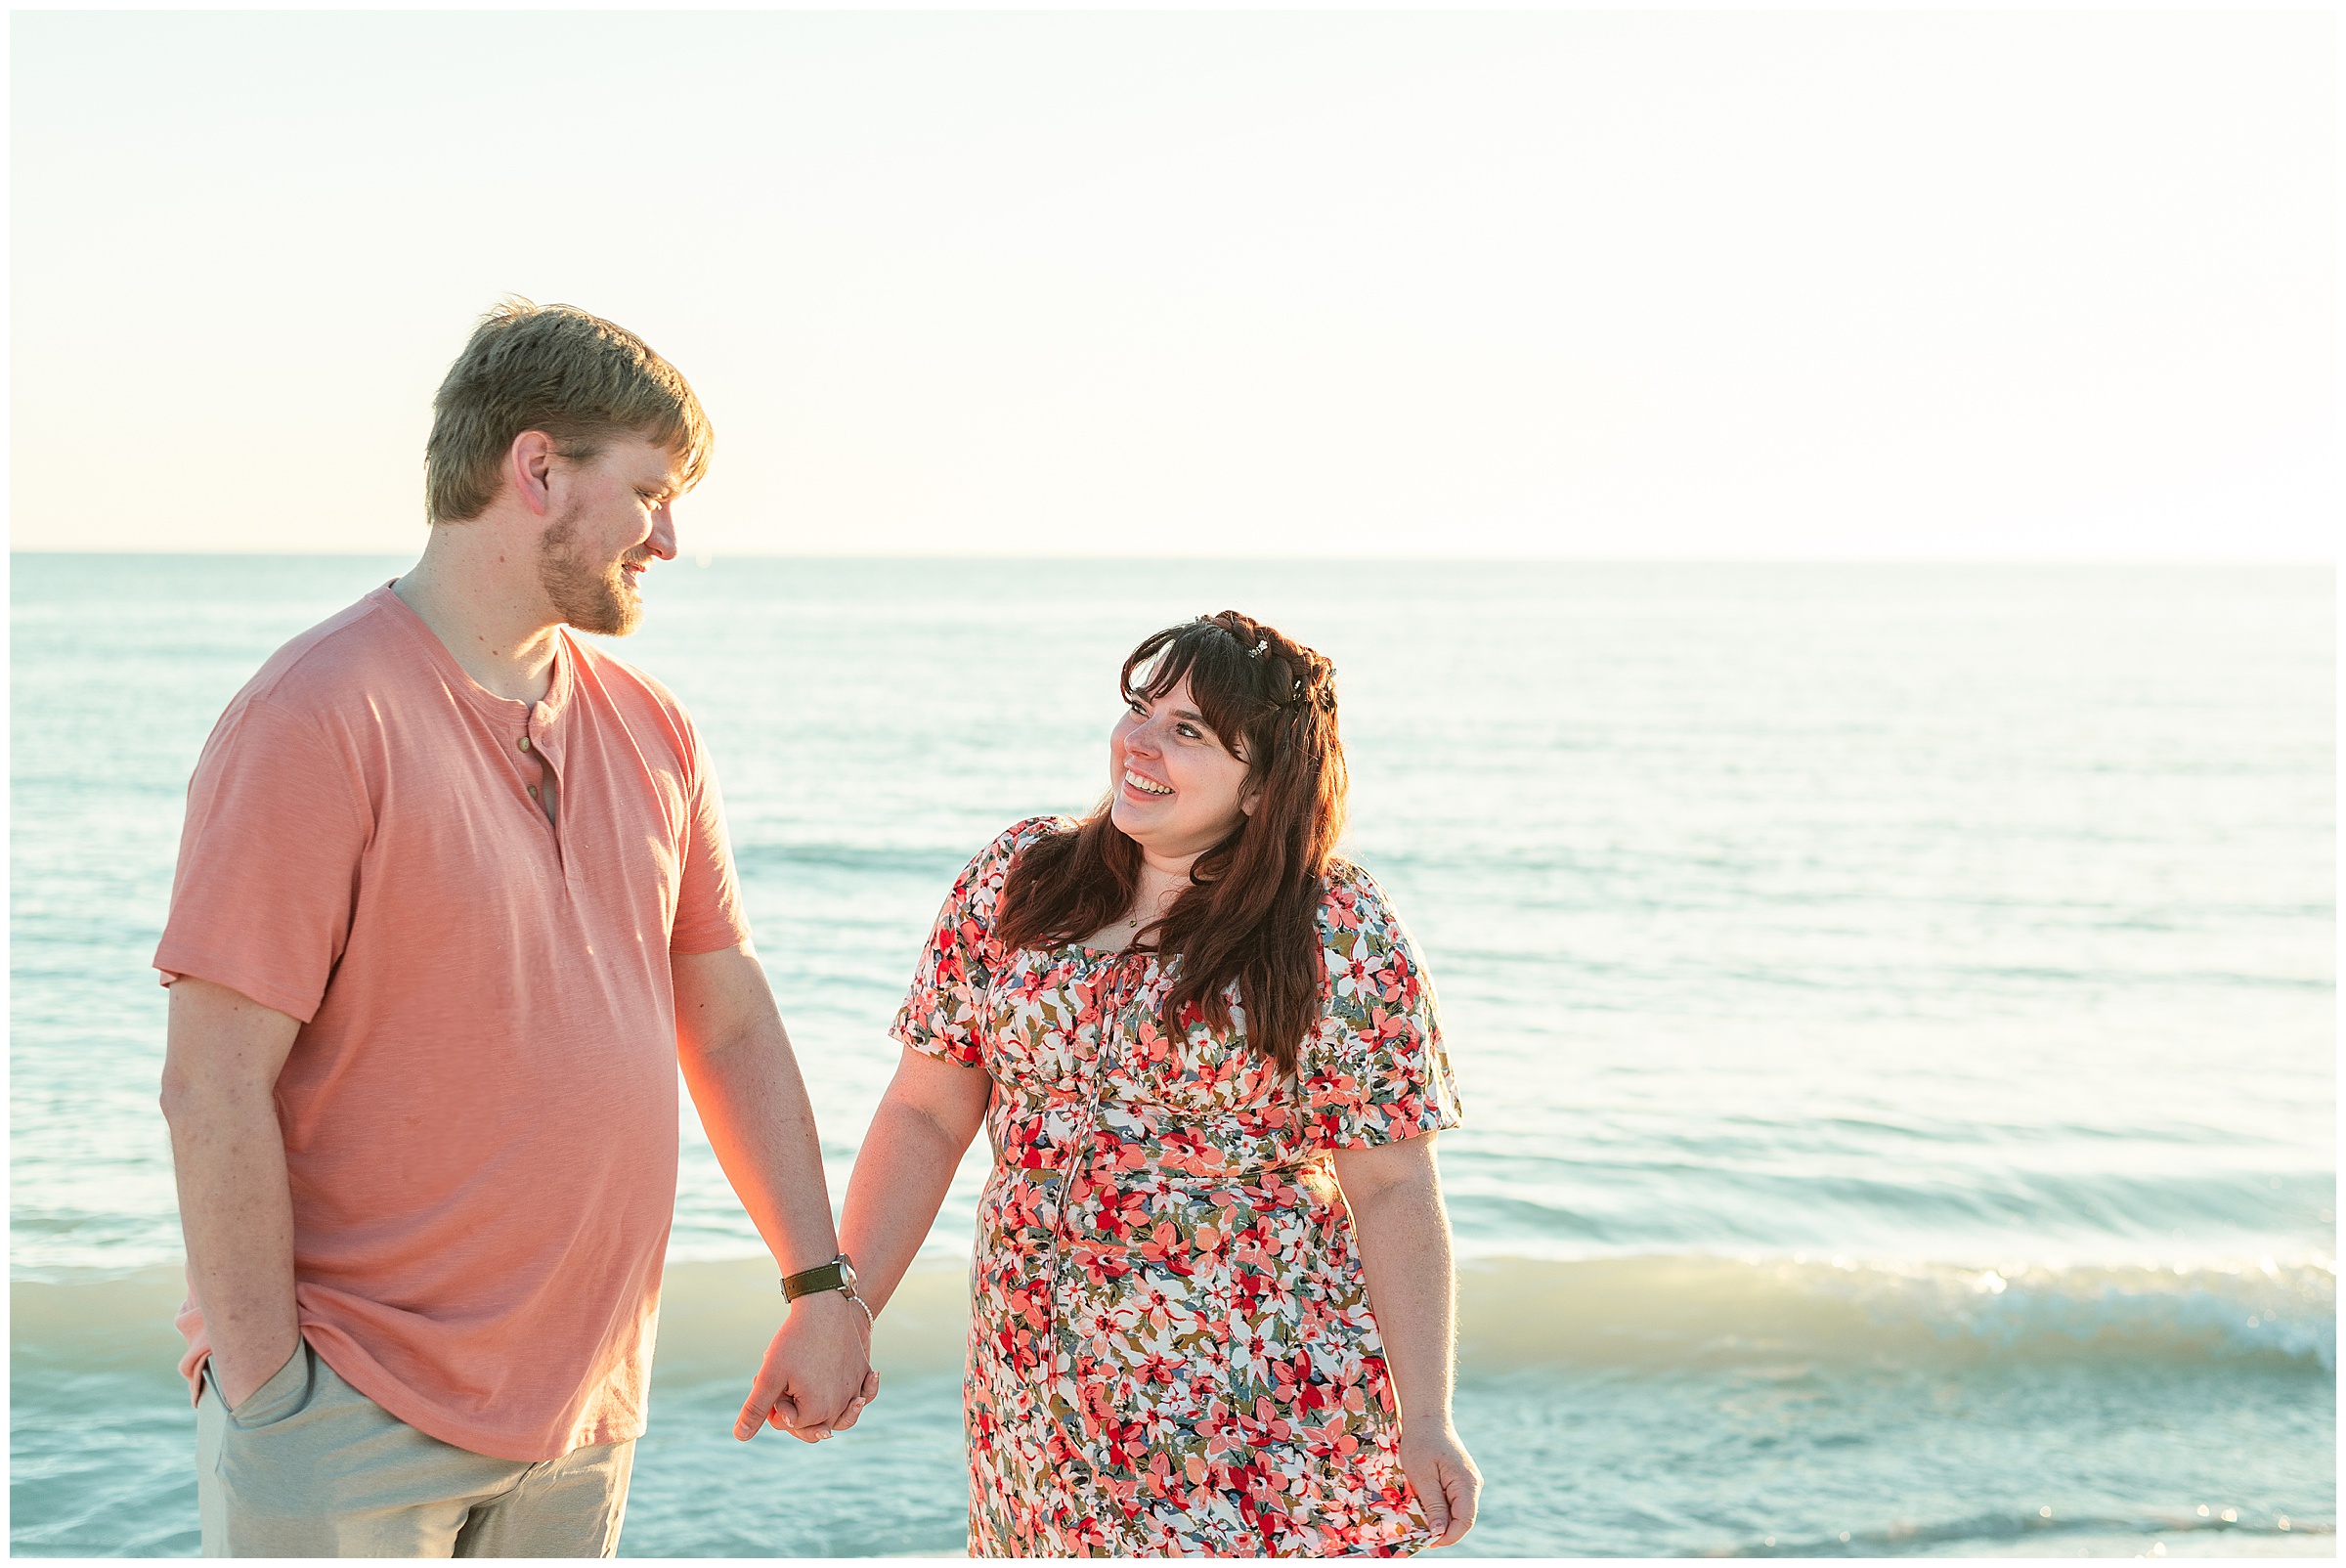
[781,1255,852,1300]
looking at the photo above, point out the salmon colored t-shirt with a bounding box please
[153,584,751,1463]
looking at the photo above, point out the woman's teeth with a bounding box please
[1124,770,1173,797]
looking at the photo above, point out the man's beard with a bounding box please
[537,511,642,637]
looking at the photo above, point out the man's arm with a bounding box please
[158,976,303,1410]
[672,943,874,1443]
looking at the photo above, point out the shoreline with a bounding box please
[19,1250,2333,1388]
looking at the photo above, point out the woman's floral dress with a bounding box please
[891,817,1464,1558]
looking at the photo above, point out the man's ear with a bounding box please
[507,431,559,518]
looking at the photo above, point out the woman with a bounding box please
[838,611,1480,1557]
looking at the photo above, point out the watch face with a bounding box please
[838,1259,857,1289]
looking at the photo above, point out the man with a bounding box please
[155,299,872,1557]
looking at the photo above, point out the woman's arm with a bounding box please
[838,1048,993,1320]
[1331,1131,1483,1548]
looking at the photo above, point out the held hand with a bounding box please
[732,1291,877,1445]
[816,1314,883,1437]
[834,1365,882,1432]
[1399,1422,1483,1548]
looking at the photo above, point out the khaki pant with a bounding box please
[196,1341,633,1557]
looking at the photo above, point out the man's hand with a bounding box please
[732,1291,880,1443]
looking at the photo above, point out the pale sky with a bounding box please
[10,9,2337,559]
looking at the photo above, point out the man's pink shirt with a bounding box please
[153,585,751,1462]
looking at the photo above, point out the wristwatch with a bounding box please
[781,1252,869,1325]
[781,1252,856,1299]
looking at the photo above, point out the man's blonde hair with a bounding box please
[423,298,714,524]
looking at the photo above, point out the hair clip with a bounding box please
[1246,639,1268,659]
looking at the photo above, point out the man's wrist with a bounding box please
[785,1282,874,1330]
[788,1285,848,1307]
[210,1317,301,1366]
[777,1250,873,1330]
[780,1251,857,1300]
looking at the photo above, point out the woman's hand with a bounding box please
[1400,1421,1483,1547]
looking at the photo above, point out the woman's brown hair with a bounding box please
[992,611,1348,1074]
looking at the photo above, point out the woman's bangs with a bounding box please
[1126,627,1254,757]
[1125,636,1191,704]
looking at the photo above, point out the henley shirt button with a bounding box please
[517,736,532,752]
[528,786,540,800]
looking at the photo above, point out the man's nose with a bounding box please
[648,506,679,561]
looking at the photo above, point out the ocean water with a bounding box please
[10,553,2335,1558]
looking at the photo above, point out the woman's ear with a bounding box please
[1240,785,1261,818]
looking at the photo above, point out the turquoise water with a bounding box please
[10,554,2335,1556]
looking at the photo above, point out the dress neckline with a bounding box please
[1065,940,1150,961]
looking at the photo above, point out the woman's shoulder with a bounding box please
[1314,857,1410,945]
[985,813,1079,862]
[956,813,1080,891]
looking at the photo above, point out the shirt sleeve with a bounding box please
[1302,872,1464,1151]
[152,696,370,1024]
[890,820,1053,1068]
[668,710,752,956]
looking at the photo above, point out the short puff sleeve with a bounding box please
[890,816,1070,1067]
[1301,869,1463,1150]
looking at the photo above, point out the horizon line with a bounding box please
[8,549,2336,569]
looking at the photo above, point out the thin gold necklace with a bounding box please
[1128,879,1171,928]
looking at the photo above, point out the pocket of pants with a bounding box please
[216,1342,315,1431]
